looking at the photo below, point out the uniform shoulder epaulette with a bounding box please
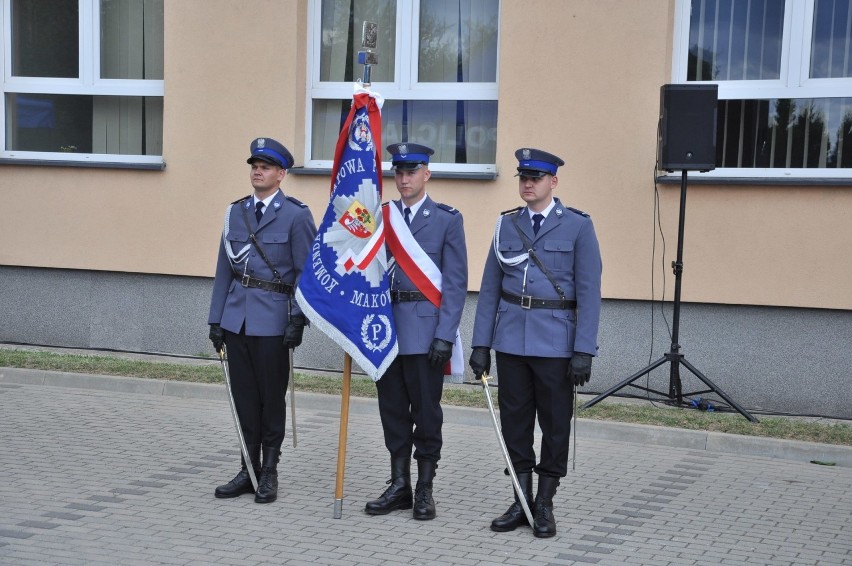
[435,202,459,214]
[286,195,308,207]
[566,206,590,217]
[501,206,522,216]
[230,195,251,205]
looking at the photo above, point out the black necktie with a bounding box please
[255,201,264,223]
[404,207,412,226]
[532,213,544,235]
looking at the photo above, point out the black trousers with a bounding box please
[495,352,573,477]
[224,329,289,451]
[376,353,444,463]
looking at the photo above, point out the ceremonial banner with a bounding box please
[296,87,397,381]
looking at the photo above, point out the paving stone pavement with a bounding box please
[0,379,850,566]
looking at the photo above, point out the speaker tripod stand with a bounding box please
[582,170,758,423]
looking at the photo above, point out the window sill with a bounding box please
[289,167,498,181]
[0,158,166,171]
[655,175,852,187]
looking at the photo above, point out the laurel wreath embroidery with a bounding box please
[361,314,392,352]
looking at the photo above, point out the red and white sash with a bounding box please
[382,202,464,378]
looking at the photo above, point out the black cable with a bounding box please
[643,164,671,411]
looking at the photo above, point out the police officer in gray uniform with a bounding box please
[208,137,317,504]
[470,148,602,538]
[365,143,468,520]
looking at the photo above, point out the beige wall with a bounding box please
[1,0,849,310]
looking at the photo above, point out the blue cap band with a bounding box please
[393,152,430,164]
[518,159,558,175]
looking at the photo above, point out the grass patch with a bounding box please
[2,348,850,446]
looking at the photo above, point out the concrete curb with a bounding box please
[2,366,850,468]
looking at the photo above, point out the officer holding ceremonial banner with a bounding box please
[365,142,467,521]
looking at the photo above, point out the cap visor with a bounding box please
[515,169,547,178]
[247,155,282,167]
[392,162,425,171]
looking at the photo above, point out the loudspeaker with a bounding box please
[657,84,718,171]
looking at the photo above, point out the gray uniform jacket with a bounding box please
[208,189,317,336]
[388,196,468,355]
[472,198,602,357]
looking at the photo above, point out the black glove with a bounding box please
[283,314,307,349]
[567,352,592,386]
[209,323,225,353]
[468,347,491,378]
[427,338,453,368]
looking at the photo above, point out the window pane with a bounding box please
[319,0,396,82]
[101,0,165,80]
[11,0,78,78]
[5,93,164,156]
[717,98,852,168]
[811,0,852,78]
[418,0,499,83]
[382,99,497,163]
[687,0,784,81]
[311,98,497,164]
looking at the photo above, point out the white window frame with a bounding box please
[0,0,164,166]
[671,0,852,179]
[306,0,499,174]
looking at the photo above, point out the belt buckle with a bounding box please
[390,290,399,303]
[241,274,251,287]
[520,295,533,309]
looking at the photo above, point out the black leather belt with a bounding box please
[501,291,576,310]
[390,290,428,303]
[240,275,293,294]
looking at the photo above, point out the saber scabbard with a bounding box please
[479,373,535,528]
[219,348,259,492]
[572,383,578,471]
[289,348,297,448]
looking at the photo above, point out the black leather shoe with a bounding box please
[255,446,280,504]
[412,460,436,520]
[365,457,412,515]
[533,501,557,538]
[214,468,255,499]
[533,476,559,538]
[491,472,532,532]
[214,445,260,499]
[491,501,530,531]
[412,484,436,520]
[365,480,413,515]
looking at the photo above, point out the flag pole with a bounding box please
[331,19,379,520]
[333,353,353,518]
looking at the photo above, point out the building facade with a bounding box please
[1,0,850,418]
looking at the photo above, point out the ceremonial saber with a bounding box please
[218,348,259,492]
[289,348,297,448]
[333,354,353,518]
[479,373,535,528]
